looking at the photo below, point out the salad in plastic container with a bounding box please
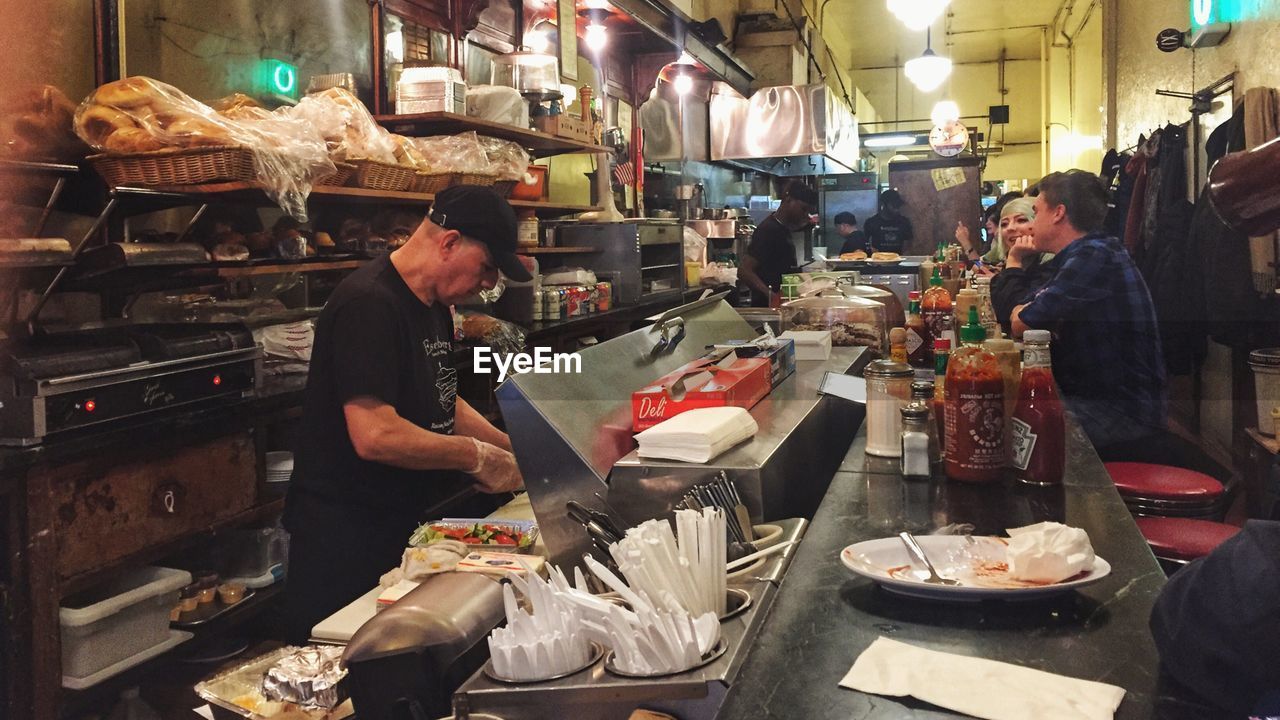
[409,518,538,553]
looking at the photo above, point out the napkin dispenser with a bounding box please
[631,355,772,431]
[342,573,505,720]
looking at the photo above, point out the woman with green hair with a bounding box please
[989,196,1055,333]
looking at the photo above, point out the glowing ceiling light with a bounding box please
[887,0,950,31]
[584,22,608,52]
[863,135,918,148]
[904,30,951,92]
[931,100,960,127]
[673,74,694,96]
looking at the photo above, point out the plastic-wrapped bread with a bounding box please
[74,76,335,220]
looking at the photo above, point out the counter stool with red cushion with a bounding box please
[1134,516,1241,572]
[1103,462,1225,520]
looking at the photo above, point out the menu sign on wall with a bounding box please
[558,0,578,81]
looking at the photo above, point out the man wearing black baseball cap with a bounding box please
[282,185,527,642]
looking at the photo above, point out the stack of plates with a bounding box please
[266,451,293,484]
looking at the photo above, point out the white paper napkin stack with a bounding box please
[635,407,759,463]
[1005,522,1096,584]
[841,637,1126,720]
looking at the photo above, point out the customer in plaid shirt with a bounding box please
[1012,170,1167,448]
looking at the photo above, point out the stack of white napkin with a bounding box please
[635,406,759,463]
[1005,522,1096,584]
[842,637,1126,720]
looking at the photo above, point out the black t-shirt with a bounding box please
[287,255,468,518]
[745,214,796,307]
[864,213,913,254]
[837,230,869,255]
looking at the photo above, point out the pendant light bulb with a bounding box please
[931,100,961,127]
[904,31,952,93]
[673,74,694,96]
[887,0,951,31]
[584,22,608,53]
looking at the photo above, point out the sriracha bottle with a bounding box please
[1010,329,1066,485]
[944,307,1005,482]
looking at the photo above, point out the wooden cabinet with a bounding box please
[33,433,257,581]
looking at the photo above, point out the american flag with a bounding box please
[612,158,636,186]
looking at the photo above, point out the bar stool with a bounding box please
[1103,462,1225,519]
[1134,516,1240,572]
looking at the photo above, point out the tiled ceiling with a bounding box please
[827,0,1069,68]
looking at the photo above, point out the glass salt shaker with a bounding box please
[864,360,914,457]
[900,404,933,479]
[909,381,941,463]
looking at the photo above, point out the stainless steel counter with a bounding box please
[452,519,808,720]
[609,346,869,529]
[498,291,869,569]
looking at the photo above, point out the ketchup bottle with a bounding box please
[1010,329,1066,485]
[944,306,1005,483]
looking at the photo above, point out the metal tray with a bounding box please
[603,638,729,679]
[482,642,604,684]
[171,588,256,628]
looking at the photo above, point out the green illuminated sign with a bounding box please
[1190,0,1244,29]
[255,59,298,99]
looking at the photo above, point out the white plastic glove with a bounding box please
[465,436,524,493]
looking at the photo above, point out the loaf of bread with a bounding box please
[1,84,87,160]
[74,76,238,153]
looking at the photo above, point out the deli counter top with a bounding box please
[715,423,1218,719]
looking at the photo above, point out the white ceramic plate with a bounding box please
[865,257,903,264]
[839,535,1111,601]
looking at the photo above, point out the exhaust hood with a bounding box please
[710,83,859,176]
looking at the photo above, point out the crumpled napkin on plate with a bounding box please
[841,637,1125,720]
[1005,521,1096,584]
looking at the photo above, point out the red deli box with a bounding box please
[632,356,772,431]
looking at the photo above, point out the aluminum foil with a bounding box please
[261,645,347,710]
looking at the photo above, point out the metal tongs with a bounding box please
[649,317,686,357]
[567,500,627,563]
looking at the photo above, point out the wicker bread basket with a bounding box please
[412,172,457,194]
[88,145,257,187]
[316,162,357,187]
[349,158,418,191]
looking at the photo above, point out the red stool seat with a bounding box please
[1134,516,1240,562]
[1105,462,1224,502]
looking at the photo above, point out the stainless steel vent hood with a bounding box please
[710,83,859,176]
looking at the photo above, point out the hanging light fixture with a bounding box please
[887,0,950,32]
[904,29,952,93]
[931,100,960,127]
[581,8,610,53]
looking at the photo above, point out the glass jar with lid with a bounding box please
[864,360,915,457]
[491,52,562,101]
[781,287,887,354]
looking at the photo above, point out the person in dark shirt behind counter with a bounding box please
[863,189,913,254]
[834,211,868,255]
[740,180,818,307]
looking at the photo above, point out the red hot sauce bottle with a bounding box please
[1010,329,1066,485]
[944,306,1006,482]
